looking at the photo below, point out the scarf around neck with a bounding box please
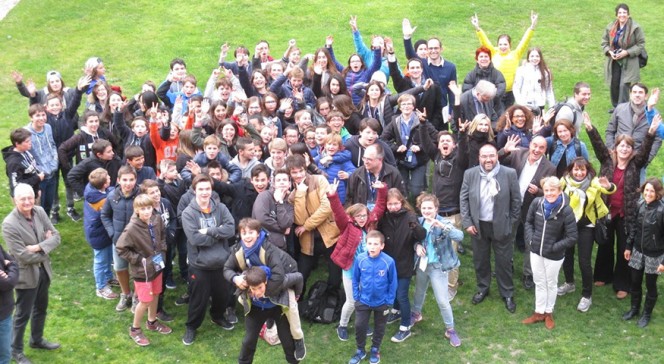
[242,230,266,267]
[543,194,563,219]
[479,163,501,198]
[630,101,646,126]
[563,175,590,221]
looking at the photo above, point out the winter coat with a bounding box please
[181,151,242,184]
[57,126,118,171]
[0,245,18,321]
[288,174,340,255]
[100,186,141,244]
[329,185,386,270]
[2,146,41,197]
[627,200,664,259]
[181,198,235,270]
[602,18,645,86]
[513,63,555,109]
[338,47,382,105]
[381,116,438,169]
[379,208,426,278]
[112,112,157,169]
[213,178,260,227]
[352,252,397,307]
[116,214,166,281]
[587,126,653,237]
[525,195,578,261]
[560,176,616,224]
[316,150,356,204]
[462,63,507,115]
[67,155,122,196]
[252,188,294,250]
[545,136,590,172]
[84,183,113,250]
[269,75,316,111]
[345,164,406,207]
[343,135,396,168]
[605,105,661,164]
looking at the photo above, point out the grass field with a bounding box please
[1,1,664,363]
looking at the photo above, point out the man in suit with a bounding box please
[460,144,521,313]
[2,183,61,364]
[500,136,556,290]
[459,79,499,129]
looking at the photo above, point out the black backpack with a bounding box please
[299,280,344,324]
[550,101,577,126]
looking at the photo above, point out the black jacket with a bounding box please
[0,245,19,321]
[345,163,406,206]
[2,146,41,196]
[67,155,122,196]
[627,200,664,260]
[343,135,396,168]
[525,195,578,261]
[380,117,438,169]
[377,208,426,278]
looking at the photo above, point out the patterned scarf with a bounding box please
[563,175,590,221]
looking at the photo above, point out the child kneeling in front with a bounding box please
[116,194,172,346]
[349,230,397,364]
[242,266,299,364]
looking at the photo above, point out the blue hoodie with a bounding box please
[352,251,397,307]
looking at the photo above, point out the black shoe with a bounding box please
[12,352,32,364]
[224,307,238,324]
[504,297,517,313]
[157,309,174,322]
[211,317,234,330]
[294,338,306,361]
[523,275,535,290]
[182,327,196,345]
[175,293,189,306]
[50,212,60,225]
[66,208,82,222]
[29,339,61,350]
[472,291,488,305]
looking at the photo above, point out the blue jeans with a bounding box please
[39,175,58,216]
[93,245,114,290]
[0,315,11,364]
[393,278,411,328]
[413,264,454,329]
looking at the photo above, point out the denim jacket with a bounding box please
[546,136,589,168]
[418,215,463,272]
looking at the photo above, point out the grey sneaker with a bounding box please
[577,297,592,312]
[294,338,306,361]
[115,293,132,312]
[557,282,576,296]
[96,285,119,300]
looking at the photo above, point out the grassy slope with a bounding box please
[0,0,664,363]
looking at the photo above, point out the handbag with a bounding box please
[594,216,610,245]
[638,48,648,68]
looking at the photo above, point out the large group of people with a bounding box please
[0,4,661,364]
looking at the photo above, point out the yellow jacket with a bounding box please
[561,176,616,225]
[477,28,534,91]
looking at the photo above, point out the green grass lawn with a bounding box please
[1,0,664,363]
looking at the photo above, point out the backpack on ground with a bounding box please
[299,280,344,324]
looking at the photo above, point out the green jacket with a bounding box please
[602,18,645,85]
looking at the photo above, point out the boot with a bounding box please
[622,294,642,321]
[521,312,545,324]
[637,296,657,328]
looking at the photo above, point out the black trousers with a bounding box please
[298,236,341,293]
[563,224,595,298]
[594,216,630,292]
[354,303,389,351]
[239,305,297,364]
[185,266,230,329]
[13,266,50,353]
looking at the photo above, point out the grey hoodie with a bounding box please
[181,198,235,270]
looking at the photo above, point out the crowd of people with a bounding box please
[0,4,661,364]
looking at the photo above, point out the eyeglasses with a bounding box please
[354,214,368,219]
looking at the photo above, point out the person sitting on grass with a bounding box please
[84,168,118,301]
[224,218,306,362]
[348,230,397,364]
[116,194,172,346]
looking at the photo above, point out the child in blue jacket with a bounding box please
[349,230,397,364]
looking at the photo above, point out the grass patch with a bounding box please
[1,0,664,363]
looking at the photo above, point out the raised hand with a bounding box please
[78,75,92,91]
[11,70,22,83]
[26,79,36,96]
[448,80,462,97]
[349,15,358,31]
[325,35,333,47]
[416,107,427,122]
[598,176,611,189]
[220,42,229,56]
[201,99,210,115]
[471,13,480,30]
[504,134,521,153]
[289,39,296,47]
[583,111,593,131]
[649,113,662,134]
[402,18,417,38]
[530,10,539,29]
[424,78,433,91]
[648,87,660,108]
[371,180,384,189]
[328,178,340,194]
[385,37,394,53]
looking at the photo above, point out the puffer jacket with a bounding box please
[627,200,664,259]
[525,194,578,261]
[317,150,356,204]
[116,214,166,281]
[100,186,140,244]
[378,208,426,278]
[84,183,113,249]
[329,185,386,270]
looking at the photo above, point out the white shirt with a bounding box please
[519,156,542,198]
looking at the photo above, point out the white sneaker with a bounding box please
[96,285,119,300]
[577,297,592,312]
[557,282,576,296]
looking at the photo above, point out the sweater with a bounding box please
[477,27,534,91]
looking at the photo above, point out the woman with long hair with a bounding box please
[466,113,495,168]
[602,3,646,110]
[513,48,555,111]
[557,158,616,312]
[583,112,661,299]
[545,119,590,177]
[332,95,362,135]
[495,105,535,149]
